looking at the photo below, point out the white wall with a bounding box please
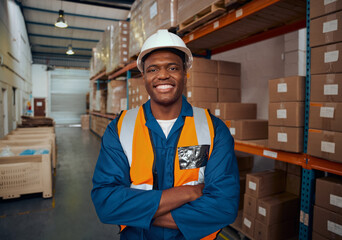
[0,0,32,137]
[32,64,50,116]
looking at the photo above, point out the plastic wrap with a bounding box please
[177,0,218,25]
[129,0,145,58]
[106,21,130,74]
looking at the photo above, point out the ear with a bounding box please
[183,71,188,86]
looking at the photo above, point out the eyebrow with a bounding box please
[146,62,181,69]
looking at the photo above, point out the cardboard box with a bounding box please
[189,101,213,109]
[268,102,305,127]
[245,170,286,198]
[218,74,241,89]
[243,194,257,218]
[316,176,342,214]
[218,89,241,102]
[287,163,302,176]
[311,11,342,47]
[286,173,302,196]
[226,119,268,140]
[231,210,243,230]
[313,205,342,239]
[254,219,299,240]
[81,115,89,130]
[274,161,287,172]
[187,71,218,88]
[311,0,342,19]
[311,42,342,74]
[211,103,257,120]
[242,213,255,238]
[107,80,127,114]
[311,74,342,102]
[217,60,241,76]
[256,192,299,225]
[308,129,342,163]
[186,87,217,102]
[268,126,304,153]
[269,76,305,103]
[312,231,330,240]
[236,151,254,171]
[191,57,218,73]
[309,102,342,132]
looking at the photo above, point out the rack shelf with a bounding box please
[235,139,306,167]
[90,111,116,120]
[90,69,107,82]
[307,156,342,176]
[182,0,306,54]
[108,61,137,80]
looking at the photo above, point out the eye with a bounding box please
[147,67,158,73]
[168,65,179,71]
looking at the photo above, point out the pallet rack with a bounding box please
[89,1,342,239]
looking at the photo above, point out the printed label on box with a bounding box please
[320,107,335,118]
[213,21,219,29]
[120,98,127,110]
[263,150,278,158]
[189,34,194,41]
[327,220,342,237]
[323,19,338,33]
[139,95,142,100]
[324,50,339,63]
[277,83,287,93]
[249,181,256,191]
[122,37,127,42]
[215,109,220,116]
[187,91,192,98]
[150,2,158,19]
[122,30,128,35]
[324,84,339,95]
[321,141,336,154]
[330,194,342,209]
[230,127,236,136]
[258,206,266,216]
[277,133,288,142]
[277,109,287,119]
[243,218,251,228]
[324,0,337,5]
[236,9,243,18]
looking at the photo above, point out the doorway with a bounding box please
[2,88,8,136]
[34,98,46,117]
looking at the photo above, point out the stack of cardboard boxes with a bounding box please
[312,176,342,239]
[308,1,342,163]
[186,57,267,141]
[128,77,150,109]
[241,169,300,240]
[105,21,130,74]
[106,79,127,114]
[268,76,306,153]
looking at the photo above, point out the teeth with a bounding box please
[156,85,173,89]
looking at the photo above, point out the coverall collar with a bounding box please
[143,95,193,139]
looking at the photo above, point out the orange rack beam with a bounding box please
[90,111,116,120]
[183,0,281,44]
[90,70,107,82]
[234,140,306,167]
[108,61,137,80]
[306,155,342,176]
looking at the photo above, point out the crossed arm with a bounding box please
[153,184,204,229]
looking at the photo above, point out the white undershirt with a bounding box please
[156,118,177,138]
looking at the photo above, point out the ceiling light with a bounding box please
[66,45,74,55]
[55,10,68,28]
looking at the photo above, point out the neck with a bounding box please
[150,98,182,120]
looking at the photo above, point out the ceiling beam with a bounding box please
[63,0,132,11]
[22,6,125,21]
[26,21,104,32]
[32,51,91,59]
[28,33,99,42]
[32,44,93,51]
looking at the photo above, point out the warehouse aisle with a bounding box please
[0,127,120,240]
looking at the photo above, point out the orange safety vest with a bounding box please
[117,105,220,240]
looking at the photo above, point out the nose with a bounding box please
[157,67,170,80]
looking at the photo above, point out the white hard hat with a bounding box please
[137,29,193,72]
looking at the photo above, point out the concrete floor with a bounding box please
[0,127,120,240]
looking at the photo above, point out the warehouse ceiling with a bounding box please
[16,0,133,68]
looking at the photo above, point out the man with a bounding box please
[91,29,239,240]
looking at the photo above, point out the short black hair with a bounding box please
[142,48,186,72]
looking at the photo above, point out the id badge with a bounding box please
[178,145,209,170]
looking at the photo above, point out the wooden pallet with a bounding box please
[178,0,226,35]
[225,0,251,12]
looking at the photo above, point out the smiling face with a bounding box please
[142,50,186,108]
